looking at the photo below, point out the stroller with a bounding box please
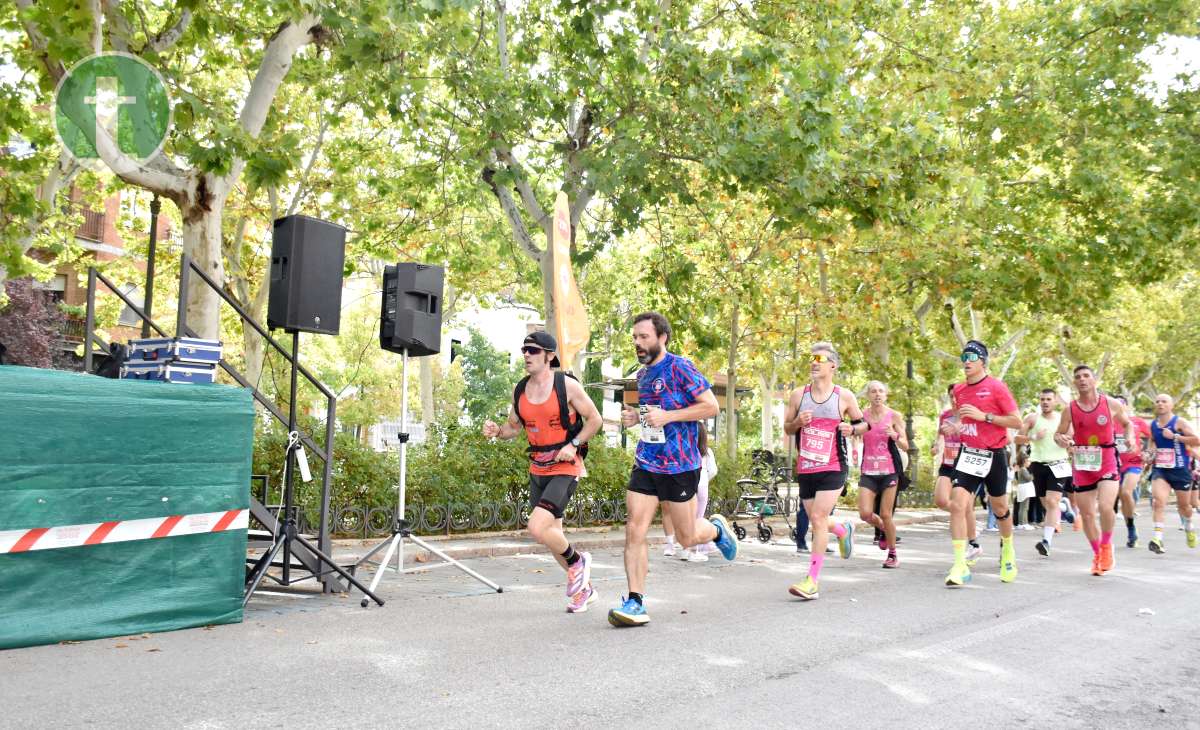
[731,450,796,543]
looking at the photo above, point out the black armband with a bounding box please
[850,418,867,431]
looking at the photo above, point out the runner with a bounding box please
[1054,365,1135,576]
[1146,394,1200,554]
[1114,395,1152,548]
[482,331,603,612]
[610,312,737,627]
[1015,388,1073,557]
[932,385,983,564]
[783,342,867,600]
[945,341,1023,587]
[858,381,908,568]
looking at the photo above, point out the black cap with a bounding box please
[523,331,561,368]
[963,340,989,362]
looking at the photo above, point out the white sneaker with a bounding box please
[663,539,677,557]
[687,549,709,562]
[677,547,692,560]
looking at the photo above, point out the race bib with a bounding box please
[956,447,993,478]
[799,426,835,464]
[1115,435,1129,454]
[862,454,891,476]
[1048,460,1072,479]
[942,443,960,466]
[639,405,666,444]
[1155,448,1178,469]
[1073,445,1102,472]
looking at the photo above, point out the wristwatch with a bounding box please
[571,437,582,447]
[985,413,994,424]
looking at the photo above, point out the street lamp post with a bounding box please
[140,194,161,339]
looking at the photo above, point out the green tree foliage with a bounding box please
[457,327,523,425]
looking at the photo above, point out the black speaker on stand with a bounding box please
[357,262,503,604]
[245,215,383,607]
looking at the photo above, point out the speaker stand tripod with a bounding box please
[244,330,384,607]
[355,348,502,607]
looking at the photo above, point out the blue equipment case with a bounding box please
[120,361,218,384]
[128,337,223,365]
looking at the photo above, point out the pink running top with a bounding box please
[861,408,897,475]
[952,376,1018,450]
[795,384,845,475]
[939,409,962,466]
[1069,395,1119,485]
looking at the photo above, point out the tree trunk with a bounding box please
[178,178,229,339]
[420,355,435,427]
[725,300,739,462]
[759,370,776,451]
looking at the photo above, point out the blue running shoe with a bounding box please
[837,521,854,559]
[607,595,649,627]
[710,514,739,561]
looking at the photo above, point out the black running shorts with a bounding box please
[528,474,579,518]
[1030,461,1071,498]
[628,467,700,503]
[951,447,1009,499]
[859,473,898,493]
[796,470,848,500]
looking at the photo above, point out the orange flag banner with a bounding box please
[551,191,590,373]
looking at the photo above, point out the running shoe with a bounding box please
[687,549,709,562]
[678,547,693,560]
[1187,530,1197,549]
[788,575,819,600]
[710,514,739,561]
[1091,553,1102,576]
[1149,538,1165,554]
[608,596,649,627]
[565,551,592,597]
[1062,510,1075,524]
[878,538,887,551]
[1000,543,1018,583]
[566,584,597,613]
[795,543,810,554]
[1036,539,1049,557]
[883,553,899,569]
[663,540,677,557]
[1100,543,1115,573]
[945,563,971,587]
[1126,533,1139,549]
[965,543,983,566]
[837,521,854,559]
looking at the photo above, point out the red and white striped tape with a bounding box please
[0,509,248,554]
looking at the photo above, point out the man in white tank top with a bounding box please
[1015,388,1072,557]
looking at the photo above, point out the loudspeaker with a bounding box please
[380,263,443,356]
[267,215,346,335]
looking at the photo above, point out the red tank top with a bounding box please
[519,391,581,477]
[1069,395,1118,483]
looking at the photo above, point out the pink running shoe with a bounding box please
[883,553,899,569]
[566,551,592,597]
[567,584,597,613]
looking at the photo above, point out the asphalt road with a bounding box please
[4,515,1199,729]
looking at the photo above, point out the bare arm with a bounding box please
[483,406,524,440]
[782,389,805,435]
[1110,397,1136,449]
[1013,414,1037,445]
[565,378,603,444]
[1169,417,1200,447]
[891,409,909,451]
[841,391,868,437]
[1054,408,1074,448]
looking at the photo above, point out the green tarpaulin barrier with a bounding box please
[0,365,253,649]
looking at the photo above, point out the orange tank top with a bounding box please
[519,391,582,477]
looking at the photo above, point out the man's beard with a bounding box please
[636,343,662,364]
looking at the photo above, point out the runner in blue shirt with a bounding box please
[608,312,739,627]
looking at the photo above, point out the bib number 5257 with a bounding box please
[956,447,994,478]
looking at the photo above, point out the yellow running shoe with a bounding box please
[945,562,971,587]
[1187,530,1197,549]
[1000,544,1018,583]
[788,576,819,600]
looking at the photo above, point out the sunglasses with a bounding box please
[811,354,834,364]
[960,352,982,363]
[521,346,545,355]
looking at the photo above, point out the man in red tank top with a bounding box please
[483,331,602,613]
[1054,364,1135,576]
[945,341,1023,588]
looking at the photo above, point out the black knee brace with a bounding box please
[994,509,1011,521]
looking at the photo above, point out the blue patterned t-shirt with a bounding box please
[635,352,712,474]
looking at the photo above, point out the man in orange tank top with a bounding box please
[483,331,602,613]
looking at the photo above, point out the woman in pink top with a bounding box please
[858,381,908,568]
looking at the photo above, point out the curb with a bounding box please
[337,510,953,566]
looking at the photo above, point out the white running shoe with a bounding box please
[687,549,709,562]
[663,539,677,557]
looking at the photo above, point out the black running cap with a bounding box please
[963,340,989,362]
[523,331,561,367]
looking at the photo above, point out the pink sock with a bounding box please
[1100,531,1112,546]
[809,552,826,579]
[829,522,847,538]
[1089,539,1100,555]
